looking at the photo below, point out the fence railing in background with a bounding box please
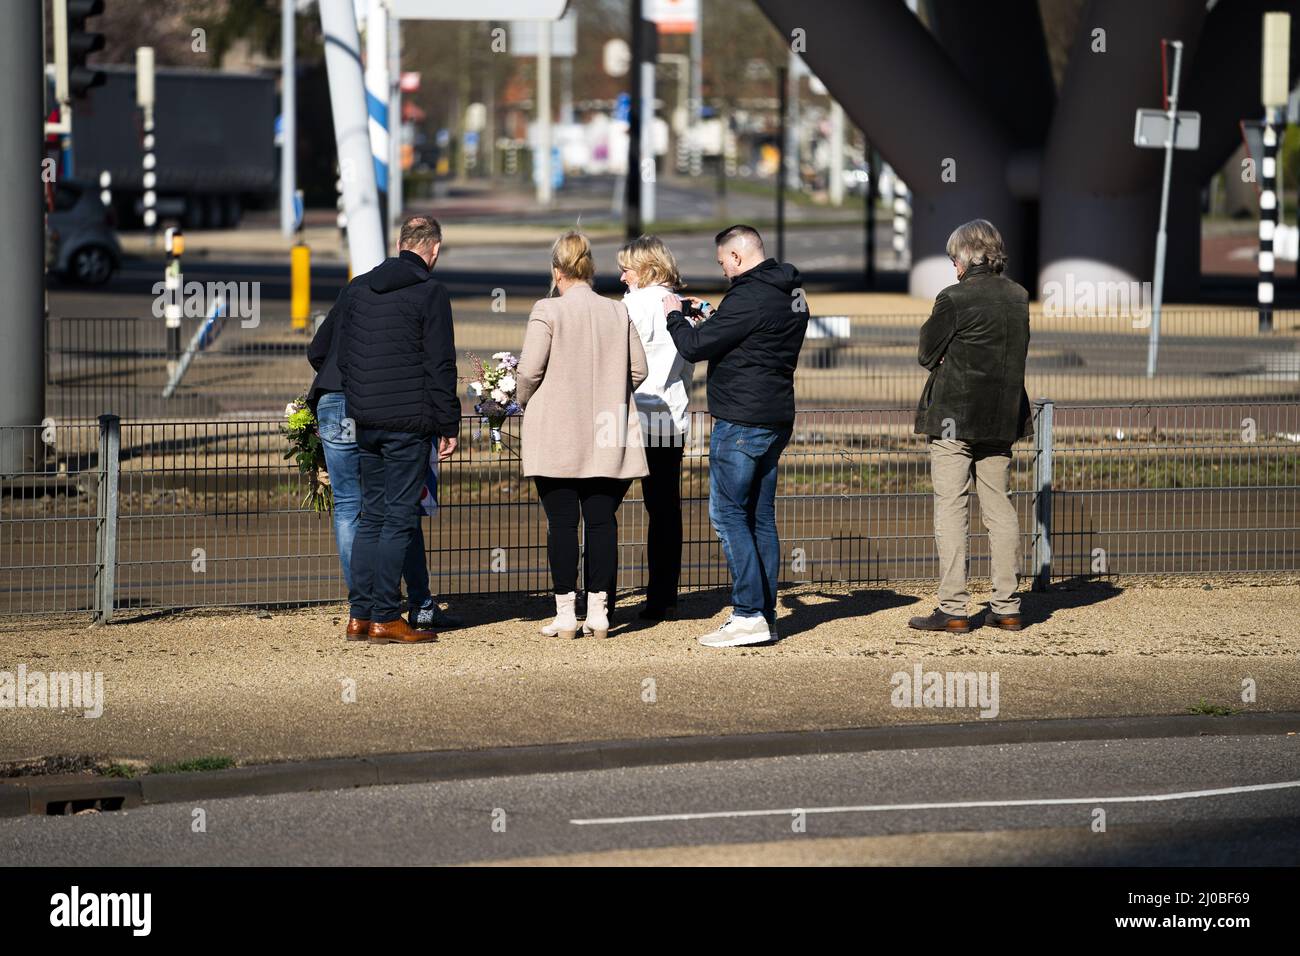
[1048,402,1300,577]
[2,402,1296,620]
[45,309,1300,422]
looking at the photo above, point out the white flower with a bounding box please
[499,375,516,393]
[285,402,297,418]
[467,382,483,397]
[491,388,507,404]
[491,351,511,361]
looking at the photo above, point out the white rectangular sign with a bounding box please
[510,9,577,57]
[1133,109,1200,151]
[387,0,567,20]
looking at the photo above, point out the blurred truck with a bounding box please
[70,65,277,230]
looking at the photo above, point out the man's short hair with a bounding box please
[946,219,1007,274]
[714,223,765,256]
[399,215,442,251]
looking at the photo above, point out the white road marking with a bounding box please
[569,779,1300,826]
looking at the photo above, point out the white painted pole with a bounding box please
[280,0,296,237]
[1146,40,1182,378]
[639,59,655,224]
[537,19,553,207]
[365,0,390,248]
[829,99,844,207]
[389,13,403,239]
[689,11,702,176]
[320,0,385,274]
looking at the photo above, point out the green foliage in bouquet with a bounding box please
[282,396,333,514]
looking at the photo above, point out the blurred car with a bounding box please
[47,180,121,286]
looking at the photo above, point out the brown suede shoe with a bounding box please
[367,617,437,645]
[987,612,1024,631]
[345,618,371,641]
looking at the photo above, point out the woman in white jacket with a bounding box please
[617,236,695,620]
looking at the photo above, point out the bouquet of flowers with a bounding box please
[282,396,333,514]
[466,352,522,453]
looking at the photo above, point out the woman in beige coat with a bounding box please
[516,232,649,638]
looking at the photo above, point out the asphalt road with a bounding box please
[4,732,1298,865]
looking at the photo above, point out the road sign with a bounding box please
[388,0,567,18]
[510,10,577,57]
[648,0,698,34]
[1133,108,1200,150]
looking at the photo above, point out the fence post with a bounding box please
[93,414,120,624]
[1032,399,1054,591]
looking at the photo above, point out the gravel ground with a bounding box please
[1,579,1297,768]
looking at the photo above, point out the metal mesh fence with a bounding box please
[1049,402,1300,577]
[3,402,1296,618]
[45,308,1300,421]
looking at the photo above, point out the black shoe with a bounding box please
[908,608,971,633]
[637,604,678,622]
[410,604,463,630]
[987,611,1024,631]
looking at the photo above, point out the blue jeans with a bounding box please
[317,392,431,613]
[708,419,791,622]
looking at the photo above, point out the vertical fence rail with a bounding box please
[1033,399,1054,591]
[93,414,120,623]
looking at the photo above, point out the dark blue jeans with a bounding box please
[708,419,791,623]
[348,426,433,624]
[317,392,431,610]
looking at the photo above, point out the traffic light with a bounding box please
[67,0,106,100]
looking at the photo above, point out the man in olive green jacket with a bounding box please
[911,219,1033,635]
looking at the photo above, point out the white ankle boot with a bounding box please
[540,592,578,638]
[584,590,609,639]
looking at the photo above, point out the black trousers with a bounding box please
[350,427,432,623]
[534,477,630,597]
[641,443,684,608]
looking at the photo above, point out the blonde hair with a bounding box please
[617,235,683,290]
[550,231,595,293]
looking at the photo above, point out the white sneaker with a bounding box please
[698,614,773,648]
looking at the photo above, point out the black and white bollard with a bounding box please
[164,227,183,363]
[137,46,157,236]
[1259,108,1279,333]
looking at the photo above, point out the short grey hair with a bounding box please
[946,219,1007,274]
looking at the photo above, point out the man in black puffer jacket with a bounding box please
[337,216,460,645]
[664,225,807,648]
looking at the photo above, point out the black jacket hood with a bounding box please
[734,257,801,294]
[368,250,431,294]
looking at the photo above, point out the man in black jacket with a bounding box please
[307,238,460,638]
[909,218,1033,635]
[336,216,460,645]
[664,225,807,647]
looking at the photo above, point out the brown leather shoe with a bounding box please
[987,612,1024,631]
[345,618,371,641]
[908,608,971,633]
[367,617,437,645]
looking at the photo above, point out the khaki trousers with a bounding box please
[928,438,1021,616]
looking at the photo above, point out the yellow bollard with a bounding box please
[291,243,310,331]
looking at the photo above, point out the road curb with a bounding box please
[2,712,1296,818]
